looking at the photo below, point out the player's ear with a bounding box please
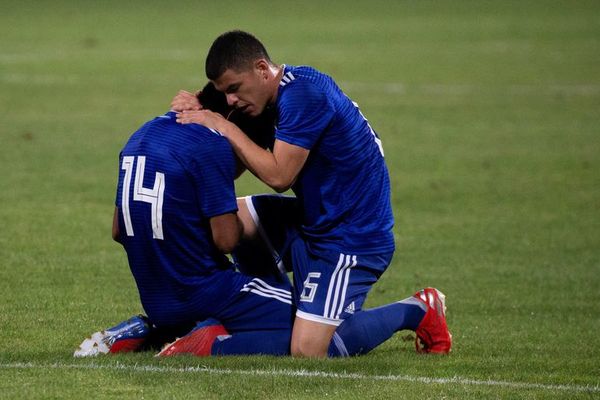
[255,59,269,79]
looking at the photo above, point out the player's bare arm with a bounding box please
[112,206,121,243]
[209,212,243,254]
[177,110,308,192]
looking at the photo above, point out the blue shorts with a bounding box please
[146,266,294,335]
[245,195,393,326]
[215,273,295,333]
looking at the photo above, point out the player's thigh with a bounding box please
[236,194,300,273]
[216,275,296,333]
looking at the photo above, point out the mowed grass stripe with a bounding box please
[2,67,600,94]
[1,362,598,394]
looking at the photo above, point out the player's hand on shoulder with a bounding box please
[170,90,202,112]
[176,109,226,130]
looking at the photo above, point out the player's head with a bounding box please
[197,81,231,117]
[206,30,271,80]
[205,30,278,117]
[198,82,275,150]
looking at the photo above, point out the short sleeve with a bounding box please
[275,80,335,150]
[186,138,238,219]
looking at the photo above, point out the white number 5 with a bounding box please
[121,156,165,240]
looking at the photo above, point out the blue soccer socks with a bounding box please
[328,298,426,357]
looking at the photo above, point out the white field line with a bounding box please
[0,362,598,394]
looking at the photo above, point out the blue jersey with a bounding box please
[115,111,241,326]
[275,65,395,256]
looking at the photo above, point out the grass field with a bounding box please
[1,0,599,398]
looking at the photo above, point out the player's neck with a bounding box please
[269,64,285,104]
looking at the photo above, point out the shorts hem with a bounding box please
[295,310,343,327]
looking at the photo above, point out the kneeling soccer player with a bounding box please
[75,84,294,357]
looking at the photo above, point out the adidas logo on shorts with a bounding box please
[344,301,356,315]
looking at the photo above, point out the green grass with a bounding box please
[1,0,599,398]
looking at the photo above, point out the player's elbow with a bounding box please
[210,213,242,254]
[213,235,238,254]
[112,209,121,243]
[112,228,121,243]
[265,176,293,193]
[271,183,291,193]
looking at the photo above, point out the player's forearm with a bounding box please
[217,121,295,192]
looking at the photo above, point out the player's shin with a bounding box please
[328,299,426,357]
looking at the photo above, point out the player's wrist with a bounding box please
[219,119,242,140]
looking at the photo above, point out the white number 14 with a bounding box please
[121,156,165,240]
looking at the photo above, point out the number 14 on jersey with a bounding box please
[120,156,165,240]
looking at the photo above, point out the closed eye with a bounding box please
[225,84,240,94]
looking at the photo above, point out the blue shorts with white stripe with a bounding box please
[291,241,393,326]
[216,274,295,333]
[245,194,393,326]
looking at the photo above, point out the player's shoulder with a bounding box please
[282,65,326,82]
[123,111,231,158]
[155,112,228,145]
[279,65,329,91]
[278,65,335,107]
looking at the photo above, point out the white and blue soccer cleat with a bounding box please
[74,315,152,357]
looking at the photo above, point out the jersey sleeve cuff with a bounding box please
[204,206,238,219]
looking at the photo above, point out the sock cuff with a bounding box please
[331,332,349,357]
[398,296,427,312]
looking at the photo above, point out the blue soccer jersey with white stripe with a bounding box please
[276,65,395,256]
[115,111,242,327]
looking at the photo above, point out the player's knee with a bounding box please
[290,336,328,358]
[291,317,337,358]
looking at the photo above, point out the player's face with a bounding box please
[213,62,273,117]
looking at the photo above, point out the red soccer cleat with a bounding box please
[157,319,230,357]
[413,288,452,354]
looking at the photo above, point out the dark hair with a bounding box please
[197,81,230,117]
[197,82,275,150]
[205,30,271,80]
